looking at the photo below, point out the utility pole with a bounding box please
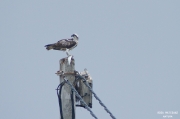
[58,57,76,119]
[55,56,115,119]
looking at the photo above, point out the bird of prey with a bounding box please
[45,34,79,56]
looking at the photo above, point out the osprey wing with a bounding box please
[57,38,76,48]
[49,38,76,50]
[45,38,77,51]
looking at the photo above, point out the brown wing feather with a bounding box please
[45,38,77,51]
[57,39,76,47]
[53,38,76,50]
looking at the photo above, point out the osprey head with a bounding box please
[71,33,79,39]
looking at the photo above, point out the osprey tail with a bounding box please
[45,44,54,50]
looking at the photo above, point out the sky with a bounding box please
[0,0,180,119]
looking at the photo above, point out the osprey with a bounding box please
[45,34,79,56]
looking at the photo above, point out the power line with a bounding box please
[57,71,116,119]
[64,77,98,119]
[75,72,116,119]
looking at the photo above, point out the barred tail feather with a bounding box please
[45,44,54,50]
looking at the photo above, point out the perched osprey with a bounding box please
[45,34,79,56]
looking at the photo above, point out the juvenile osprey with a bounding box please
[45,34,79,56]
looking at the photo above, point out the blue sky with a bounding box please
[0,1,180,119]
